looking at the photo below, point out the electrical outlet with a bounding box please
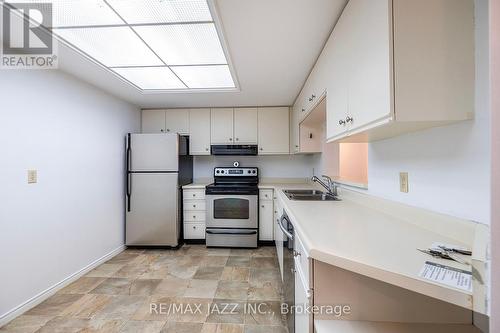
[27,169,37,184]
[399,172,409,193]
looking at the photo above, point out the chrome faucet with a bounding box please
[311,175,339,196]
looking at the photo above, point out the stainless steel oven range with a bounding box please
[205,167,259,248]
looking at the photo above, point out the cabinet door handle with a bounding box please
[339,119,346,125]
[259,148,263,151]
[193,204,196,208]
[166,129,170,132]
[235,138,239,141]
[301,108,305,112]
[308,94,316,102]
[261,205,265,208]
[229,138,233,141]
[346,116,353,123]
[160,129,164,132]
[205,148,209,151]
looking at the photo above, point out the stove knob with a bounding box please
[253,170,256,174]
[216,170,220,174]
[221,170,225,174]
[247,170,251,174]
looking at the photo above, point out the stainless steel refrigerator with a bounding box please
[125,133,193,246]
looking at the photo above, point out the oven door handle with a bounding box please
[206,230,257,235]
[279,215,294,240]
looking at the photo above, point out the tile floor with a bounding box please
[0,245,287,333]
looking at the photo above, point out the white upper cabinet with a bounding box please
[211,108,234,145]
[141,109,189,134]
[189,108,211,155]
[142,110,166,133]
[234,108,258,144]
[294,0,474,143]
[258,107,290,155]
[164,109,189,135]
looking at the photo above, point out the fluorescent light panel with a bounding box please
[134,23,226,65]
[107,0,213,24]
[172,65,235,89]
[113,67,186,90]
[54,27,163,67]
[15,0,236,90]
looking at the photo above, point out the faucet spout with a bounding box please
[311,175,339,197]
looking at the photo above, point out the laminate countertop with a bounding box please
[183,180,486,310]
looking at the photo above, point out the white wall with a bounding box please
[0,70,140,320]
[360,0,490,225]
[193,155,317,180]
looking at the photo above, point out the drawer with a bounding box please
[183,200,206,211]
[259,189,274,201]
[294,232,310,287]
[184,189,205,200]
[184,211,206,222]
[184,223,205,239]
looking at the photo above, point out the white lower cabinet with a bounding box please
[295,259,311,333]
[183,189,206,239]
[274,197,284,280]
[259,190,274,241]
[184,223,205,239]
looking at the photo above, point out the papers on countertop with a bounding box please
[419,261,472,292]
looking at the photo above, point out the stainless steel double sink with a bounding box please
[282,189,341,201]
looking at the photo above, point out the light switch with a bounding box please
[399,172,409,193]
[28,170,37,184]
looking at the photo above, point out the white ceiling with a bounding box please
[56,0,347,108]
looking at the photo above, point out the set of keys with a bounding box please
[417,244,472,265]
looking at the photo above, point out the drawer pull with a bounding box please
[193,204,196,208]
[293,250,301,257]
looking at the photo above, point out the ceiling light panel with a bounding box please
[107,0,213,24]
[134,23,227,66]
[112,67,186,90]
[7,0,124,27]
[54,27,163,67]
[172,65,234,89]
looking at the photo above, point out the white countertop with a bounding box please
[268,183,477,309]
[183,179,479,309]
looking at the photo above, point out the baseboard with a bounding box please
[0,245,125,327]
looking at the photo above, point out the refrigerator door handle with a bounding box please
[126,134,132,212]
[126,172,132,212]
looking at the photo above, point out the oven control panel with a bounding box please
[214,167,258,177]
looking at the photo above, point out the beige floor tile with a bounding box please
[152,277,189,297]
[229,249,253,257]
[138,265,169,280]
[215,323,244,333]
[89,278,133,295]
[160,321,204,333]
[201,323,218,333]
[185,245,210,256]
[169,298,211,323]
[58,277,106,295]
[226,257,251,268]
[129,279,162,296]
[206,248,232,257]
[247,283,282,301]
[221,267,249,282]
[214,281,249,300]
[249,258,278,269]
[248,269,280,286]
[244,301,284,326]
[112,263,148,279]
[193,267,224,280]
[106,252,140,265]
[60,294,112,319]
[26,294,84,316]
[184,280,218,298]
[200,256,229,267]
[0,315,53,333]
[132,296,176,321]
[118,320,165,333]
[243,325,287,333]
[206,300,245,324]
[251,247,277,258]
[93,295,148,320]
[85,264,124,278]
[36,317,123,333]
[165,263,198,280]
